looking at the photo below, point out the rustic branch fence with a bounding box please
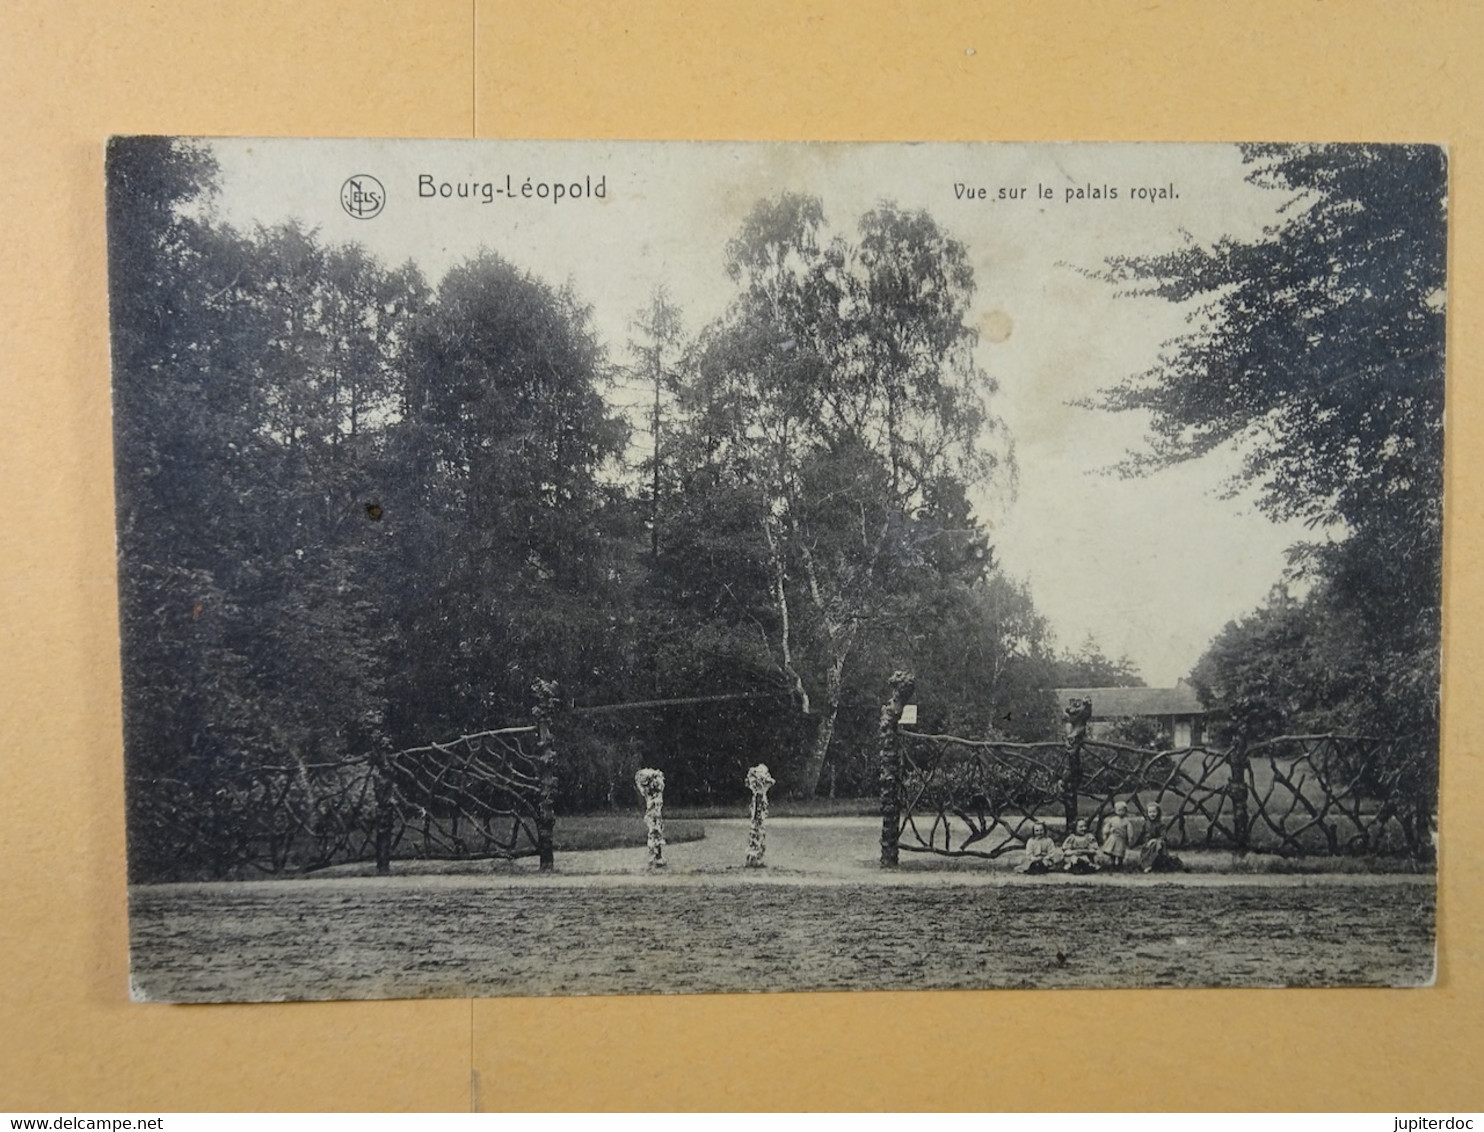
[127,720,554,881]
[878,677,1435,864]
[127,684,785,882]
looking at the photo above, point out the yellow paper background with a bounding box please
[2,0,1479,1111]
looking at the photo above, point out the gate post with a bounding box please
[532,678,561,871]
[1227,736,1251,854]
[1063,697,1091,833]
[879,670,915,868]
[373,753,394,876]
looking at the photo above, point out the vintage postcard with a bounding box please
[108,139,1443,1001]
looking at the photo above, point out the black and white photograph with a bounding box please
[107,138,1445,1002]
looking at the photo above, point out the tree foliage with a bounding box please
[1094,145,1445,534]
[668,194,1006,795]
[1090,144,1446,744]
[109,140,435,877]
[390,252,628,743]
[110,143,1064,877]
[1050,636,1147,690]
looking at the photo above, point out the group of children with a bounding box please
[1018,800,1184,875]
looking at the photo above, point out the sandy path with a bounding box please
[126,818,1437,1002]
[128,877,1436,1001]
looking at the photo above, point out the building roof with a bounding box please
[1055,684,1205,719]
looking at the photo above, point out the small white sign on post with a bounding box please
[900,704,918,726]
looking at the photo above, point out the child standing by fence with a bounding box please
[1098,801,1135,868]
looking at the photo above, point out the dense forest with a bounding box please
[108,138,1104,816]
[107,138,1444,830]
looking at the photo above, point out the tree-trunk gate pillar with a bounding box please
[1063,697,1091,833]
[879,670,915,868]
[533,678,561,871]
[373,754,394,876]
[1227,736,1251,854]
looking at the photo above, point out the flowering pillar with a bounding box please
[634,767,666,868]
[745,763,775,867]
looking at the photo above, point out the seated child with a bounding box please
[1097,801,1135,868]
[1136,801,1185,872]
[1060,818,1099,873]
[1018,821,1062,874]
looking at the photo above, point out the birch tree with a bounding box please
[679,194,1004,795]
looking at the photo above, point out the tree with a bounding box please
[627,287,687,562]
[1051,636,1146,690]
[1090,145,1446,742]
[389,251,629,742]
[675,194,1004,795]
[1192,576,1429,742]
[109,142,438,876]
[108,139,270,804]
[908,570,1060,741]
[1190,586,1330,743]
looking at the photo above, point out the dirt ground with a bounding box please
[128,818,1436,1002]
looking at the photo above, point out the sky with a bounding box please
[205,138,1320,686]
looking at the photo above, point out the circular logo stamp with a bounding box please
[340,174,386,219]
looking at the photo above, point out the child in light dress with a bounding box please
[1060,818,1099,873]
[1018,821,1062,874]
[1098,801,1135,868]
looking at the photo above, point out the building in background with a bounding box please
[1055,681,1206,747]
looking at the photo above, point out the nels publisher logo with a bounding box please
[340,174,385,219]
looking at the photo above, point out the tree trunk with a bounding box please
[761,515,810,715]
[793,648,847,797]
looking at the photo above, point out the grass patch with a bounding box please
[554,814,704,852]
[662,796,879,820]
[1207,850,1433,875]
